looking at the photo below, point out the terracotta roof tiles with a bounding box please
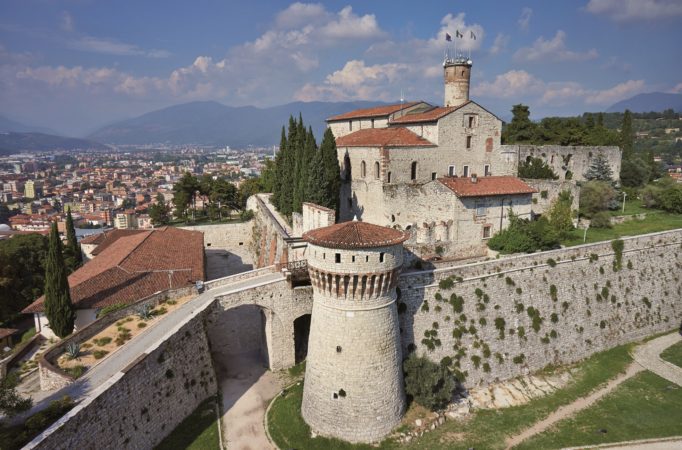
[438,176,537,198]
[327,102,419,121]
[303,221,408,249]
[22,226,205,313]
[390,103,469,124]
[335,127,435,148]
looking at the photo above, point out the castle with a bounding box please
[326,56,621,260]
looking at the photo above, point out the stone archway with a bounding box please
[294,314,311,364]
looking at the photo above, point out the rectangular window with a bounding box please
[483,225,491,239]
[371,119,375,129]
[431,172,437,181]
[484,164,491,176]
[349,120,353,131]
[448,165,455,176]
[466,135,472,149]
[335,253,341,263]
[352,255,356,262]
[476,202,486,217]
[463,165,469,177]
[379,252,385,263]
[468,116,475,128]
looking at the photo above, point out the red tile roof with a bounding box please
[80,229,147,256]
[390,103,469,124]
[303,221,408,249]
[438,176,537,198]
[23,227,205,313]
[327,102,420,121]
[0,328,18,340]
[335,128,435,148]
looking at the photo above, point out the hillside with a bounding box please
[607,92,682,113]
[88,100,391,146]
[0,115,59,135]
[0,132,110,154]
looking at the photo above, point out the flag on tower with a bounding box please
[456,30,463,38]
[445,32,452,42]
[470,31,477,40]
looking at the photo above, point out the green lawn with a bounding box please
[268,345,634,450]
[516,371,682,449]
[607,199,659,216]
[661,341,682,368]
[563,212,682,246]
[155,396,220,450]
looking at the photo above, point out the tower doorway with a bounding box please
[294,314,311,364]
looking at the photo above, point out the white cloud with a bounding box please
[473,69,647,108]
[490,33,509,55]
[670,83,682,94]
[321,6,384,40]
[518,8,532,31]
[66,36,171,58]
[275,2,327,28]
[59,11,74,32]
[472,70,544,99]
[514,30,598,62]
[586,0,682,22]
[585,79,646,105]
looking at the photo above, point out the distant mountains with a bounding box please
[0,132,109,155]
[88,100,390,147]
[607,92,682,113]
[0,115,59,135]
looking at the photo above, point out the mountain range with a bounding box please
[606,92,682,114]
[87,100,392,147]
[0,132,109,155]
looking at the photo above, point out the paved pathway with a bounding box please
[632,332,682,387]
[506,332,682,449]
[11,271,284,423]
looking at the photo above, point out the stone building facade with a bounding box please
[326,58,620,261]
[301,221,408,443]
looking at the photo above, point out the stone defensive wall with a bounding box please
[397,229,682,386]
[504,145,622,182]
[180,221,253,249]
[38,286,198,391]
[524,179,580,216]
[27,296,217,450]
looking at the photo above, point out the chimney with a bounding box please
[471,173,478,183]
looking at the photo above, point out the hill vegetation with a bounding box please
[0,132,109,153]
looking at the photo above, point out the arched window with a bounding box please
[361,161,366,178]
[374,161,380,179]
[410,161,417,181]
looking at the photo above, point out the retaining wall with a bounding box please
[397,229,682,386]
[180,221,252,249]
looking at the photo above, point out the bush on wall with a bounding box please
[403,355,456,411]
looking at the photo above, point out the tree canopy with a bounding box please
[43,222,75,338]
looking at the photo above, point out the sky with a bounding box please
[1,0,681,136]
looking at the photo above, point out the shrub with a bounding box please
[512,354,525,364]
[505,276,515,286]
[546,258,557,267]
[518,326,526,339]
[136,304,153,321]
[494,317,506,339]
[518,156,558,179]
[93,337,112,346]
[152,306,168,316]
[580,181,616,217]
[403,355,456,410]
[138,322,148,328]
[471,355,481,369]
[549,284,558,301]
[438,277,455,290]
[590,211,612,229]
[474,288,484,298]
[540,190,548,199]
[450,295,464,313]
[479,317,487,326]
[93,350,109,359]
[65,365,86,379]
[612,239,624,271]
[97,303,127,318]
[550,313,559,323]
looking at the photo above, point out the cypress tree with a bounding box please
[620,110,634,158]
[305,140,326,206]
[44,222,75,338]
[64,208,82,271]
[319,128,341,211]
[300,127,318,203]
[272,126,287,210]
[279,116,298,215]
[292,114,307,213]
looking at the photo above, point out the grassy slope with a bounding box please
[660,341,682,368]
[563,212,682,246]
[155,396,220,450]
[268,345,633,450]
[516,371,682,449]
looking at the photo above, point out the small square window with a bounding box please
[431,172,437,181]
[483,225,491,239]
[352,255,356,262]
[335,253,341,263]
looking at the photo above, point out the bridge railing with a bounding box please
[276,259,310,286]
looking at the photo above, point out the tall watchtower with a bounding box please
[444,57,472,107]
[301,221,408,443]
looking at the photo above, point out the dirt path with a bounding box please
[505,332,681,449]
[217,352,283,450]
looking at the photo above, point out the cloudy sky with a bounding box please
[1,0,681,136]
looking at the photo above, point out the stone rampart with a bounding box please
[397,229,682,386]
[27,300,217,450]
[524,179,580,216]
[249,194,306,268]
[509,145,622,182]
[180,221,252,249]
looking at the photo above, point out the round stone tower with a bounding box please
[301,220,408,443]
[444,57,472,107]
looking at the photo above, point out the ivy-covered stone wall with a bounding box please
[397,229,682,386]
